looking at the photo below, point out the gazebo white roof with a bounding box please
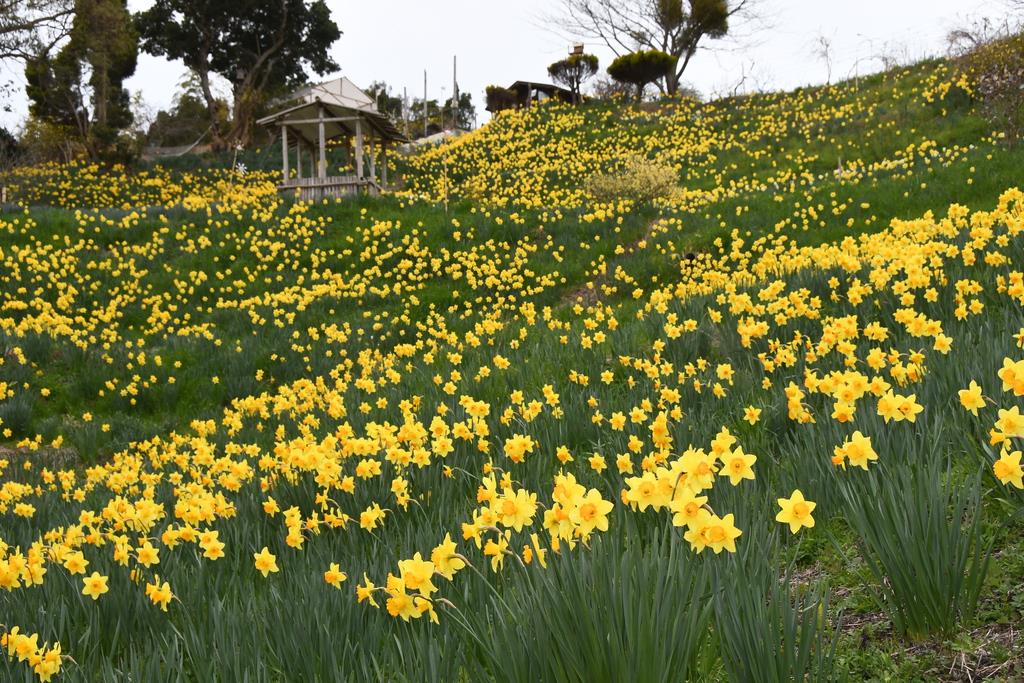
[289,76,376,110]
[256,99,407,147]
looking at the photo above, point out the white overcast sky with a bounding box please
[0,0,1014,130]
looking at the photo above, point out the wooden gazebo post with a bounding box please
[368,134,376,184]
[281,125,289,182]
[381,141,388,187]
[318,104,327,179]
[354,119,364,179]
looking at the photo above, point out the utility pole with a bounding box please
[403,87,409,138]
[452,55,458,130]
[423,70,428,138]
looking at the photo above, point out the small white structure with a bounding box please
[258,77,407,200]
[400,128,468,151]
[287,76,377,111]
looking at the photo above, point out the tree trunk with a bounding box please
[194,39,228,151]
[224,84,260,149]
[93,62,108,131]
[664,69,679,97]
[197,71,227,150]
[669,48,697,98]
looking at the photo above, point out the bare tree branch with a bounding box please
[541,0,761,95]
[0,0,74,63]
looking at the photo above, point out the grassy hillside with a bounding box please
[1,57,1023,681]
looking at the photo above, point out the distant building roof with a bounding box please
[401,128,469,150]
[285,76,377,111]
[259,76,406,144]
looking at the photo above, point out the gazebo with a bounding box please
[257,79,408,200]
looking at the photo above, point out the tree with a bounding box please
[607,50,677,100]
[550,0,752,96]
[485,85,517,113]
[547,53,598,104]
[0,0,73,63]
[24,46,88,142]
[965,32,1024,146]
[589,74,632,100]
[947,15,1018,57]
[812,33,833,85]
[17,115,80,162]
[444,91,475,129]
[71,0,137,147]
[408,97,442,137]
[365,81,405,121]
[148,77,229,147]
[136,0,341,149]
[24,0,137,158]
[0,125,19,169]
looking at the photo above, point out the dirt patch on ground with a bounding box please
[840,608,1021,681]
[563,279,604,308]
[0,444,79,473]
[938,623,1021,682]
[787,560,1021,681]
[560,217,710,309]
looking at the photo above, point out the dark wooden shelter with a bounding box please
[486,81,576,113]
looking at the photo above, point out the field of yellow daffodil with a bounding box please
[2,57,1024,681]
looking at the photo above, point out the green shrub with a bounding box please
[606,50,677,101]
[485,85,517,114]
[966,33,1024,146]
[585,155,678,205]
